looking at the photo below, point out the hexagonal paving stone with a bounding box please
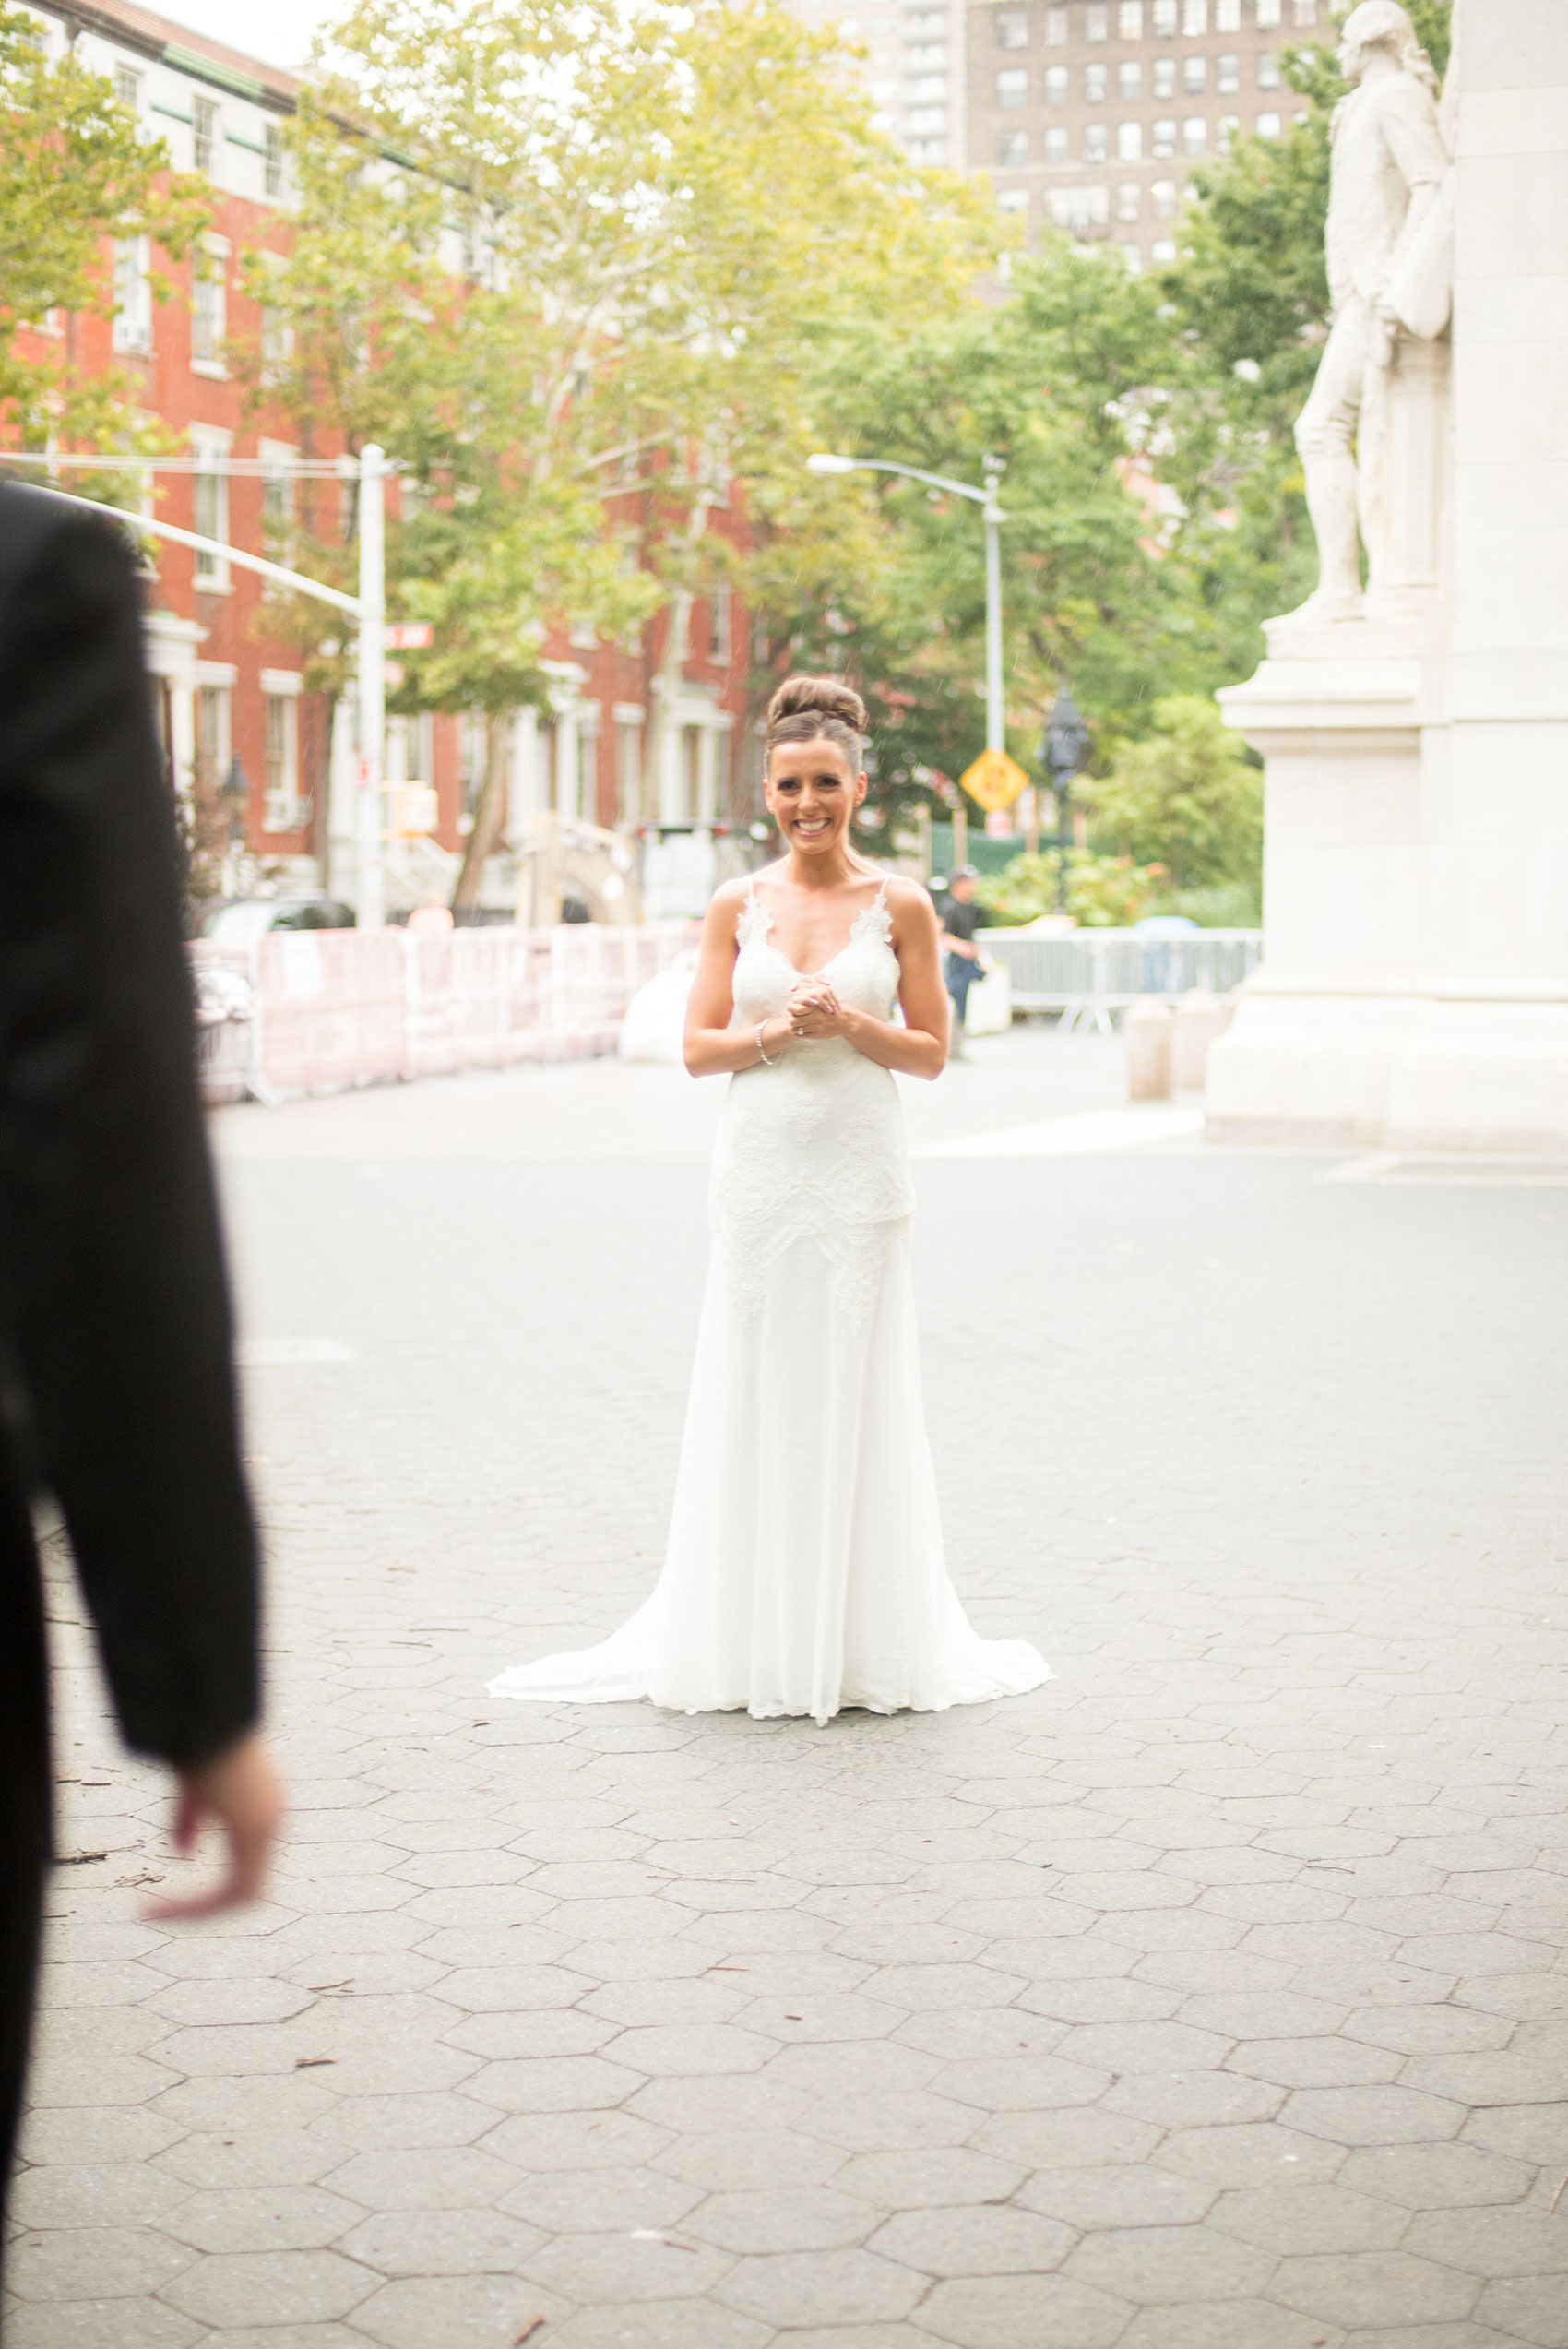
[1270,2248,1482,2329]
[336,2206,545,2276]
[715,2246,925,2328]
[687,2186,872,2256]
[1064,2221,1277,2301]
[911,2270,1132,2349]
[160,2185,365,2254]
[160,2248,379,2329]
[5,2223,193,2304]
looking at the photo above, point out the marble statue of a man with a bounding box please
[1292,1,1450,624]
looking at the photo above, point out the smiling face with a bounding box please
[764,735,866,856]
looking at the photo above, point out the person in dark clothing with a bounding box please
[938,866,989,1059]
[0,481,281,2278]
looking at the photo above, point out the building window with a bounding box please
[1292,0,1317,22]
[1046,184,1110,229]
[1085,5,1109,39]
[1045,4,1068,40]
[114,65,139,113]
[1216,0,1240,24]
[264,121,284,198]
[1182,0,1207,29]
[1217,52,1240,90]
[1154,54,1176,96]
[1118,1,1143,31]
[1152,177,1179,216]
[909,44,946,71]
[190,240,228,372]
[1256,109,1281,136]
[260,442,297,557]
[192,97,218,174]
[1217,113,1238,146]
[614,717,641,824]
[1085,62,1107,100]
[112,236,152,353]
[995,8,1028,46]
[264,695,301,830]
[1152,117,1176,156]
[1153,0,1177,28]
[196,685,228,794]
[1183,115,1207,152]
[1045,125,1069,161]
[995,67,1027,103]
[997,127,1028,164]
[1045,65,1068,101]
[191,436,229,588]
[1085,122,1108,160]
[1117,179,1141,219]
[1258,48,1280,86]
[710,584,732,665]
[1120,242,1143,269]
[1255,0,1280,24]
[1117,120,1142,159]
[1184,54,1206,91]
[909,108,946,133]
[457,713,485,824]
[1118,60,1141,96]
[1151,236,1177,262]
[997,187,1029,217]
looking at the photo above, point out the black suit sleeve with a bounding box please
[0,496,259,1769]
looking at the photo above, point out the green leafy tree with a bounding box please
[765,234,1218,835]
[0,5,206,454]
[1088,693,1262,890]
[248,0,997,897]
[974,848,1168,929]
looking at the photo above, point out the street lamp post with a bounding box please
[806,447,1008,757]
[1043,686,1090,908]
[354,444,387,932]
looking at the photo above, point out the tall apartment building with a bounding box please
[968,0,1323,269]
[782,0,968,167]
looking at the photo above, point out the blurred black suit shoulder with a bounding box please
[0,479,260,2213]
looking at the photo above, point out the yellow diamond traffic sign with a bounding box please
[958,747,1029,813]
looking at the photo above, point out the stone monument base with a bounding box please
[1206,607,1568,1158]
[1206,990,1568,1153]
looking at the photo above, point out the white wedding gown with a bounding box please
[489,879,1050,1724]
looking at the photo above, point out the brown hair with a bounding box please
[765,674,866,778]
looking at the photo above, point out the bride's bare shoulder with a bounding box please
[884,876,941,934]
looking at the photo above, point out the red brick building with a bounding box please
[16,1,759,916]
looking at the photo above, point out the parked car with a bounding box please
[201,897,356,945]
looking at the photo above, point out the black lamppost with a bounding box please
[1042,688,1088,905]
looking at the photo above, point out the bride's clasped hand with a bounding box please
[490,674,1049,1724]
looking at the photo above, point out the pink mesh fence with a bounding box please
[189,923,695,1103]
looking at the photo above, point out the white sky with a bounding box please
[153,0,343,72]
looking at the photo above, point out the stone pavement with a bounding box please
[7,1029,1568,2349]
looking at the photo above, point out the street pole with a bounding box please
[355,443,386,933]
[982,456,1005,757]
[805,448,1007,866]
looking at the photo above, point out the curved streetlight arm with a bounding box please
[809,453,1005,516]
[11,480,362,615]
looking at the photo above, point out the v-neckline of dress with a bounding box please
[744,878,889,980]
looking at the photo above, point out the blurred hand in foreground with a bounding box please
[146,1731,283,1920]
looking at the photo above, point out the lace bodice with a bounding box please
[711,877,916,1325]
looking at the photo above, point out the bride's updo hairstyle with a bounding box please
[765,674,867,778]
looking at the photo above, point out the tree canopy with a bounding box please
[0,5,206,453]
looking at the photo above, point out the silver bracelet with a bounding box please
[756,1022,780,1067]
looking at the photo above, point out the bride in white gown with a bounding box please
[490,675,1048,1724]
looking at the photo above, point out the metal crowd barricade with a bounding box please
[977,928,1265,1033]
[190,922,696,1103]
